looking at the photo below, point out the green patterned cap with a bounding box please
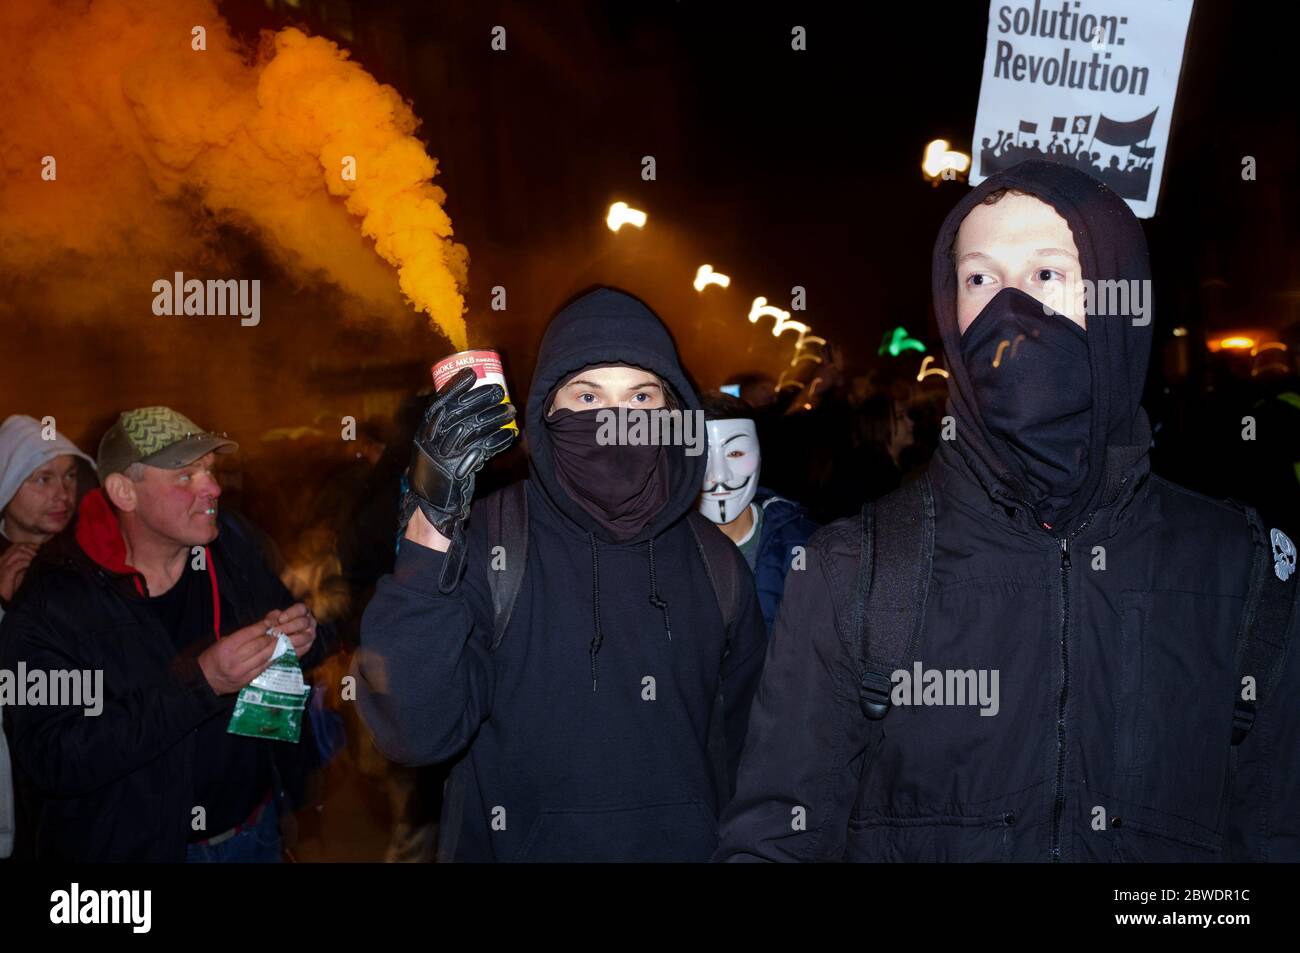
[96,406,238,478]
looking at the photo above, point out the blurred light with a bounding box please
[748,296,809,338]
[1251,341,1288,355]
[790,329,827,367]
[990,333,1026,367]
[1209,335,1257,352]
[922,139,971,179]
[917,355,949,381]
[1171,326,1189,337]
[693,264,731,291]
[879,326,926,357]
[606,201,646,232]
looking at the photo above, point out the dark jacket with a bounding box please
[0,490,328,862]
[356,287,768,862]
[0,533,12,620]
[715,161,1300,862]
[750,488,819,636]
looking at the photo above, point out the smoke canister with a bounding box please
[432,349,518,433]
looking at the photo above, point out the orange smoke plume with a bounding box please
[0,0,469,348]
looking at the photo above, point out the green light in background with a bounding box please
[879,326,926,357]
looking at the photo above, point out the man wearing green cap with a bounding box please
[0,406,331,862]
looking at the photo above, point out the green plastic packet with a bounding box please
[227,630,311,743]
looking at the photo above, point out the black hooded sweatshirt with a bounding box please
[356,287,767,862]
[715,161,1300,862]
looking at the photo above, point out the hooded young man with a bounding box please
[715,160,1299,862]
[356,287,767,862]
[697,391,819,636]
[0,416,95,621]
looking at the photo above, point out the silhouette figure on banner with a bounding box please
[979,108,1158,200]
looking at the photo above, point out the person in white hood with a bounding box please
[0,415,94,607]
[0,414,94,860]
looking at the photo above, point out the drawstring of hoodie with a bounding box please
[588,532,603,692]
[587,532,674,692]
[648,537,672,641]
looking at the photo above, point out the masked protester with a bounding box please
[715,160,1299,862]
[356,287,767,862]
[697,392,819,636]
[0,407,332,861]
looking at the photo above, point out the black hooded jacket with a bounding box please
[356,287,767,862]
[715,161,1300,862]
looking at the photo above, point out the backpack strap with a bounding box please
[483,481,529,651]
[441,483,528,861]
[853,474,936,720]
[686,511,741,631]
[1230,510,1298,745]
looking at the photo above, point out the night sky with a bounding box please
[219,0,1299,390]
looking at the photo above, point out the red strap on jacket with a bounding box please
[206,546,222,640]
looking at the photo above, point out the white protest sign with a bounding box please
[971,0,1194,218]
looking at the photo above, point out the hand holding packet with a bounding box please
[226,629,311,743]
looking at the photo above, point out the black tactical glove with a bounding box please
[403,366,517,591]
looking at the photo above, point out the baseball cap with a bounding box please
[97,406,238,479]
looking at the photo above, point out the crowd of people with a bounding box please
[2,159,1297,863]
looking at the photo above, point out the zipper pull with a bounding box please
[1060,537,1071,569]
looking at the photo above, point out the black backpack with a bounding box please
[831,474,1293,746]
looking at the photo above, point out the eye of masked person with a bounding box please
[550,366,668,413]
[954,192,1085,331]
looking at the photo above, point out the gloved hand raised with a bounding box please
[407,367,517,533]
[404,367,517,591]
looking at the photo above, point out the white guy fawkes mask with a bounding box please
[699,418,760,524]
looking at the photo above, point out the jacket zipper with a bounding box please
[1044,498,1116,861]
[996,470,1136,862]
[1001,490,1113,863]
[1051,535,1071,861]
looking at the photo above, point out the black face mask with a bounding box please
[544,407,668,541]
[960,287,1092,528]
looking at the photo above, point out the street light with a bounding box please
[606,201,647,232]
[693,264,730,291]
[922,139,971,181]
